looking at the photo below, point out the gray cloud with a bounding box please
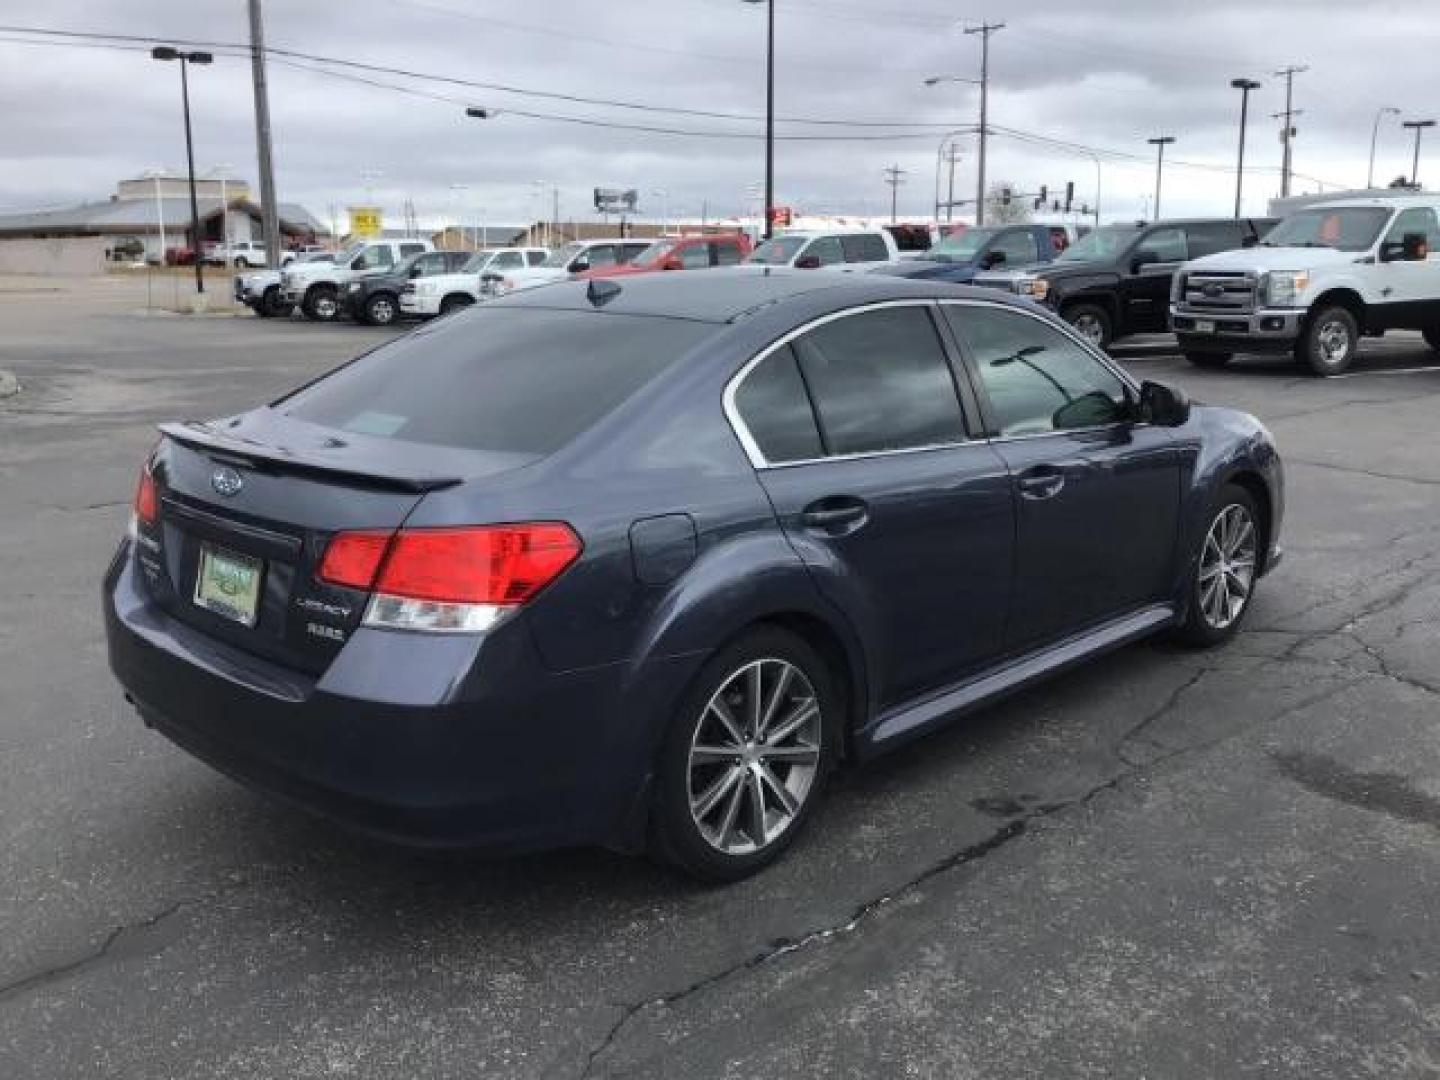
[3,0,1438,228]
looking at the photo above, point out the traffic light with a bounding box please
[1001,187,1012,206]
[1034,184,1047,210]
[1064,181,1075,212]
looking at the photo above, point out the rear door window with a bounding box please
[679,243,711,269]
[281,310,713,456]
[1187,222,1247,258]
[526,250,548,266]
[715,239,745,266]
[399,243,427,258]
[840,234,890,263]
[354,246,393,270]
[792,306,967,455]
[990,228,1039,266]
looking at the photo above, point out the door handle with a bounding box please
[800,498,869,534]
[1016,467,1066,500]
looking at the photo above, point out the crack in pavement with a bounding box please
[1115,666,1214,767]
[578,663,1364,1078]
[1286,457,1440,489]
[0,898,189,1005]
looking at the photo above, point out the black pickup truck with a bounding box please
[973,217,1277,350]
[340,250,470,326]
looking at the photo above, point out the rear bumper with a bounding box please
[1172,305,1303,353]
[103,542,648,853]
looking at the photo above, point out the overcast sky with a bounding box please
[3,0,1438,230]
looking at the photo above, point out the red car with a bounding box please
[574,233,752,279]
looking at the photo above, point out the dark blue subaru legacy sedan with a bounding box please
[105,270,1283,880]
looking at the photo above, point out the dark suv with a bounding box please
[342,250,470,326]
[974,218,1276,350]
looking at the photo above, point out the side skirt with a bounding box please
[857,604,1178,759]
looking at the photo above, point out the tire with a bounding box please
[257,286,290,318]
[439,294,474,316]
[1185,351,1233,369]
[302,284,340,322]
[364,292,400,326]
[650,626,839,882]
[1177,484,1262,648]
[1063,302,1113,351]
[1423,327,1440,353]
[1297,304,1359,376]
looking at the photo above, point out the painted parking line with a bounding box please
[1329,364,1440,379]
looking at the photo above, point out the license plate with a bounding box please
[1194,319,1216,333]
[194,545,263,627]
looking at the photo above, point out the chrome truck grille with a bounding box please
[1178,271,1259,314]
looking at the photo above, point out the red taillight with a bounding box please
[318,524,582,605]
[134,468,159,526]
[317,530,392,590]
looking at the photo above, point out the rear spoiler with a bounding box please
[158,420,464,493]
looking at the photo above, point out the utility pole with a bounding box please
[946,145,961,223]
[883,164,907,223]
[1368,107,1401,189]
[964,22,1004,226]
[247,0,282,269]
[1273,65,1307,198]
[1147,136,1175,220]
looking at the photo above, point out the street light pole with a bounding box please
[152,46,214,294]
[742,0,776,239]
[1368,107,1401,189]
[1403,119,1436,188]
[1147,136,1175,220]
[1230,77,1262,218]
[963,22,1004,226]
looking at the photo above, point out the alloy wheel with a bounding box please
[1316,318,1352,368]
[369,297,396,324]
[1198,503,1257,630]
[687,658,822,856]
[1071,312,1106,348]
[313,295,338,320]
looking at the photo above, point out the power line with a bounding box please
[0,23,960,129]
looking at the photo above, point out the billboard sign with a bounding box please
[594,187,639,214]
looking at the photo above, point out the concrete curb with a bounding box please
[0,370,18,399]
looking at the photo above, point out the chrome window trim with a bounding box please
[723,299,970,470]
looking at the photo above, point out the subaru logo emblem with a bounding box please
[211,466,244,498]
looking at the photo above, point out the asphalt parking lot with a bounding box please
[3,277,1439,1079]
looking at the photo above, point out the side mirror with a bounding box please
[982,249,1007,269]
[795,254,822,269]
[661,257,683,270]
[1130,249,1161,274]
[1140,380,1191,427]
[570,258,590,273]
[409,264,424,278]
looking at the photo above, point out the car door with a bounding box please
[941,301,1181,651]
[1371,206,1440,327]
[729,302,1014,707]
[1119,225,1188,332]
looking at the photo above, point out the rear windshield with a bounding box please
[280,308,713,455]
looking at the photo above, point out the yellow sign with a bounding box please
[348,206,382,238]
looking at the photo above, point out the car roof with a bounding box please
[1306,195,1433,209]
[774,228,887,239]
[488,266,1035,324]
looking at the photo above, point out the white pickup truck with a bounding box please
[400,247,550,317]
[1172,195,1440,375]
[281,238,432,321]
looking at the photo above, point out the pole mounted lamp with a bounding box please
[741,0,775,239]
[1403,119,1436,188]
[1230,77,1262,219]
[151,46,213,294]
[1147,136,1175,220]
